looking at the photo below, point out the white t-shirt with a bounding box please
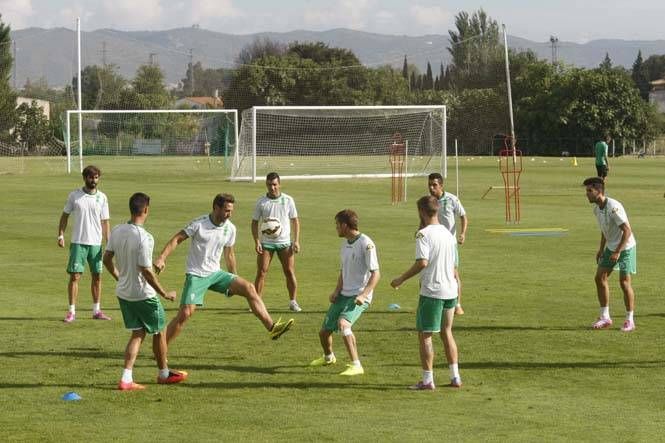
[252,193,298,244]
[63,188,110,245]
[593,197,636,251]
[437,192,466,236]
[105,223,156,302]
[340,233,380,303]
[416,224,458,300]
[183,215,236,277]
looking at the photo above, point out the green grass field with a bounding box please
[0,155,663,441]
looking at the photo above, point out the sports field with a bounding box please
[0,155,663,441]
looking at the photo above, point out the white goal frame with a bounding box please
[232,105,447,182]
[66,109,238,173]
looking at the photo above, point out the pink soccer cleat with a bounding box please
[409,381,436,391]
[157,370,188,384]
[592,317,613,329]
[63,312,75,323]
[118,381,146,391]
[448,377,463,388]
[620,320,635,332]
[92,311,112,320]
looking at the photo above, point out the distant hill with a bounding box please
[10,27,665,88]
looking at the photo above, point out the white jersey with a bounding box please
[437,192,465,236]
[105,223,156,302]
[183,215,236,277]
[63,188,110,245]
[253,193,298,245]
[340,233,380,303]
[593,197,636,251]
[416,224,458,300]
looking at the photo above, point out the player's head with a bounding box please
[583,177,605,203]
[266,172,281,197]
[129,192,150,216]
[604,133,612,143]
[212,193,235,222]
[82,165,101,189]
[417,195,440,219]
[335,209,359,237]
[427,172,444,198]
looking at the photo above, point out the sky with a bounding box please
[1,0,664,43]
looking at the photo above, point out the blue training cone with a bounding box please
[388,303,401,311]
[62,391,82,401]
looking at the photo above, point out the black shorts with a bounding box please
[595,164,608,178]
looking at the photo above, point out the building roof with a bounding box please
[177,96,224,108]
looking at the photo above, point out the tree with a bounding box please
[130,64,171,109]
[236,37,287,65]
[402,56,409,80]
[631,51,650,100]
[14,100,51,152]
[178,61,228,98]
[599,53,613,70]
[424,62,434,89]
[72,64,127,110]
[0,15,17,141]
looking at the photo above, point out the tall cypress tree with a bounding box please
[631,50,649,100]
[425,61,433,89]
[402,55,409,80]
[0,15,17,140]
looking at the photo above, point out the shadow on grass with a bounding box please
[0,349,121,359]
[180,380,407,391]
[386,360,665,370]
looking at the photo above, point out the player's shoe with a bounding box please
[92,311,112,320]
[309,355,337,367]
[289,300,303,312]
[620,320,636,332]
[409,381,435,390]
[157,370,188,384]
[339,364,364,376]
[269,317,294,340]
[447,377,463,388]
[117,381,146,391]
[592,317,613,329]
[63,312,75,323]
[455,305,465,315]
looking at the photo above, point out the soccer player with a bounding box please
[57,164,111,323]
[391,195,461,390]
[154,193,294,347]
[103,192,187,391]
[251,172,302,312]
[594,134,611,180]
[309,209,380,376]
[427,172,468,315]
[583,177,637,332]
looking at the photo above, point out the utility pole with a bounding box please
[549,36,559,64]
[12,39,16,90]
[189,48,195,95]
[101,40,107,66]
[149,52,157,66]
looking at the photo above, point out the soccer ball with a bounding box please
[260,217,282,239]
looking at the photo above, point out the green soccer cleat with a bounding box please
[309,355,337,367]
[339,364,364,376]
[269,317,294,340]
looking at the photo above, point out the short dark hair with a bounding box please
[82,165,101,178]
[266,172,280,183]
[417,195,440,217]
[428,172,443,185]
[129,192,150,215]
[583,177,605,192]
[213,193,235,208]
[335,209,359,231]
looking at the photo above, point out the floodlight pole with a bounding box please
[77,17,83,173]
[442,106,447,178]
[502,24,516,160]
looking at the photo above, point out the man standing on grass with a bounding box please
[57,164,111,323]
[103,192,187,391]
[252,172,302,312]
[309,209,380,376]
[391,195,461,390]
[584,177,637,332]
[594,134,611,180]
[427,172,468,315]
[154,193,294,348]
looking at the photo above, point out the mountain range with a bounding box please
[10,26,665,89]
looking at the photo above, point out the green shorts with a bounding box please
[598,246,637,275]
[118,296,165,334]
[261,242,291,252]
[322,294,369,332]
[180,271,237,306]
[416,295,457,333]
[67,243,103,274]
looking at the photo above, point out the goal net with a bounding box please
[66,109,238,173]
[231,106,446,182]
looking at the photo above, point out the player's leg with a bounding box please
[310,299,342,367]
[118,328,147,390]
[254,249,274,298]
[454,267,464,315]
[88,245,110,319]
[593,261,614,329]
[440,301,461,387]
[338,318,364,376]
[619,273,636,332]
[277,246,299,311]
[410,296,439,390]
[65,272,81,322]
[166,304,196,344]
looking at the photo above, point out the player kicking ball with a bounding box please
[103,193,187,391]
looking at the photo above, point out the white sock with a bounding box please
[325,353,335,363]
[352,359,362,368]
[121,368,133,383]
[159,368,170,379]
[422,370,433,385]
[456,303,462,308]
[626,311,634,322]
[600,306,610,319]
[93,303,101,313]
[449,363,460,380]
[68,305,76,314]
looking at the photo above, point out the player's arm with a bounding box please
[596,233,607,262]
[251,219,263,254]
[102,250,119,281]
[223,245,237,274]
[101,219,110,244]
[57,212,69,247]
[140,266,176,301]
[356,270,380,305]
[458,215,468,244]
[154,230,188,273]
[291,217,300,253]
[391,259,428,289]
[329,272,343,303]
[610,223,632,262]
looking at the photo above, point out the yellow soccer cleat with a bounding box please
[339,364,364,376]
[269,317,294,340]
[309,355,337,367]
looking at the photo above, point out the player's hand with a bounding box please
[162,290,176,301]
[57,237,65,248]
[329,292,338,303]
[595,250,603,263]
[255,242,263,254]
[355,294,367,306]
[458,233,465,245]
[292,241,300,253]
[390,277,403,289]
[610,251,620,262]
[153,258,166,274]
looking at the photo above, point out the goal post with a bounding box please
[231,105,446,182]
[65,109,239,173]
